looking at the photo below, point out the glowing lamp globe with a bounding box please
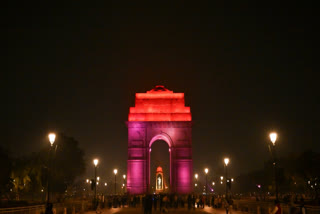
[93,159,99,166]
[48,133,56,146]
[195,173,198,179]
[224,158,230,166]
[270,132,277,145]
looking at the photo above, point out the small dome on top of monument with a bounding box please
[153,85,168,91]
[156,166,163,172]
[147,85,172,93]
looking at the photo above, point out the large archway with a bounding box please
[126,86,193,194]
[149,139,170,193]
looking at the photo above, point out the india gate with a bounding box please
[126,85,193,194]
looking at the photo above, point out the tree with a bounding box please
[45,133,86,196]
[0,146,13,198]
[11,153,45,200]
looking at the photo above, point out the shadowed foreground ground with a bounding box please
[85,207,246,214]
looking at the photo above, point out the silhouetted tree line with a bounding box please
[0,133,85,202]
[232,150,320,199]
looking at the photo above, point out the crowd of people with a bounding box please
[94,193,233,213]
[93,193,311,214]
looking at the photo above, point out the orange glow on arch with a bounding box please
[128,85,192,121]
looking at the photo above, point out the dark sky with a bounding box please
[5,3,317,183]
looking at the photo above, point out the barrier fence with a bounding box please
[233,200,320,214]
[0,201,91,214]
[1,199,319,214]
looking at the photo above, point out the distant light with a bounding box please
[195,183,198,187]
[86,179,89,183]
[105,182,107,186]
[231,178,234,182]
[221,181,223,184]
[195,174,198,179]
[97,177,100,181]
[96,182,99,185]
[212,182,215,186]
[269,132,277,145]
[48,133,56,146]
[114,169,118,175]
[220,176,224,180]
[123,174,126,179]
[204,168,209,174]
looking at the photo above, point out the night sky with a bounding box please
[5,3,317,183]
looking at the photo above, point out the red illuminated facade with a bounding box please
[127,86,193,194]
[129,85,191,122]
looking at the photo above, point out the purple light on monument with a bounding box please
[126,86,193,194]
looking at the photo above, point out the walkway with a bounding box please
[84,207,248,214]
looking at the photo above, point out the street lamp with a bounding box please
[195,173,199,180]
[224,158,229,200]
[114,169,118,195]
[46,133,56,214]
[270,132,277,145]
[93,158,99,207]
[269,132,278,200]
[194,173,198,192]
[48,133,56,146]
[123,174,126,194]
[204,168,208,206]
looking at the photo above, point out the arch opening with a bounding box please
[150,140,170,193]
[149,133,172,148]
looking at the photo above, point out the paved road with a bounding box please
[85,207,247,214]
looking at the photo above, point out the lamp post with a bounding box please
[46,133,56,214]
[114,169,118,195]
[224,158,229,200]
[269,132,278,200]
[93,159,99,206]
[205,168,208,206]
[195,173,198,193]
[123,174,126,194]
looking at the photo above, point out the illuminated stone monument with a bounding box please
[126,85,193,194]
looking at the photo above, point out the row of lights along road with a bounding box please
[194,132,279,203]
[45,131,279,211]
